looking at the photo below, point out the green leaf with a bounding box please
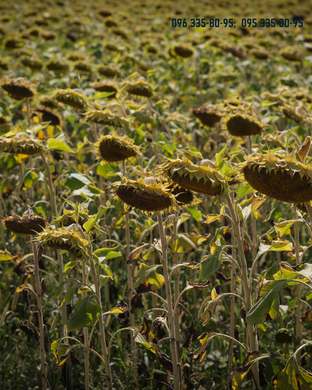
[272,358,298,390]
[83,205,107,232]
[47,138,75,153]
[64,172,91,190]
[67,297,101,332]
[254,240,293,263]
[100,263,114,280]
[170,233,198,254]
[0,250,14,261]
[274,220,299,237]
[134,264,164,291]
[199,248,224,281]
[64,261,80,274]
[186,207,202,222]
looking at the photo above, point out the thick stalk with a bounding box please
[225,193,259,389]
[121,160,138,381]
[157,212,180,390]
[89,251,112,390]
[173,215,181,360]
[31,239,47,390]
[293,206,302,341]
[82,261,89,390]
[227,239,236,387]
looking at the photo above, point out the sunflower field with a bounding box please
[1,0,312,389]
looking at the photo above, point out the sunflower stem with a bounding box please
[227,236,236,388]
[157,211,180,390]
[292,206,302,345]
[82,261,89,390]
[31,239,47,390]
[173,214,181,360]
[225,193,259,389]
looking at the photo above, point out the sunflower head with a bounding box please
[250,48,270,60]
[225,113,264,137]
[279,46,301,62]
[42,31,56,41]
[94,133,140,162]
[169,44,194,58]
[54,207,95,231]
[34,107,61,126]
[35,226,89,259]
[90,81,117,98]
[97,8,112,18]
[0,59,9,71]
[38,95,62,110]
[192,105,222,127]
[20,56,43,71]
[241,150,312,203]
[73,60,92,74]
[281,105,306,124]
[0,132,45,155]
[160,156,227,196]
[66,52,86,62]
[113,175,177,214]
[2,206,49,235]
[170,184,201,207]
[97,64,121,78]
[1,77,36,100]
[275,328,293,344]
[46,58,69,73]
[3,36,25,50]
[53,89,89,111]
[124,78,153,98]
[84,108,131,129]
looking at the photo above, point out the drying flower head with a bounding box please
[170,184,201,207]
[2,206,49,235]
[192,105,222,127]
[53,89,89,111]
[20,56,43,71]
[160,156,227,196]
[3,36,25,50]
[279,46,301,62]
[242,150,312,203]
[95,133,140,162]
[35,226,89,259]
[97,64,121,78]
[225,113,264,137]
[73,60,92,74]
[85,107,131,129]
[124,78,153,98]
[46,58,69,73]
[1,77,36,100]
[169,44,194,58]
[34,107,61,126]
[90,80,117,98]
[0,132,44,155]
[113,174,177,214]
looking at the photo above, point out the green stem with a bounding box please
[157,211,180,390]
[173,215,181,360]
[82,261,89,390]
[31,239,47,390]
[292,206,302,343]
[228,239,236,388]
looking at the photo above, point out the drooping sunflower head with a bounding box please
[192,104,222,127]
[46,58,69,73]
[97,64,121,78]
[85,108,131,129]
[38,95,62,110]
[0,132,45,155]
[113,174,177,214]
[2,206,49,235]
[3,36,25,50]
[241,150,312,203]
[225,113,264,137]
[1,77,36,100]
[20,56,43,71]
[169,44,194,58]
[280,105,307,124]
[94,133,140,163]
[279,46,301,62]
[34,107,61,126]
[90,80,118,98]
[53,207,96,232]
[53,89,89,111]
[250,48,270,60]
[160,156,227,196]
[35,226,89,260]
[170,184,201,207]
[124,78,154,98]
[66,52,86,62]
[73,60,93,74]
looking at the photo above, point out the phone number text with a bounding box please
[171,18,303,28]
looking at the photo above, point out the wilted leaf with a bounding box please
[135,264,164,292]
[16,274,32,293]
[0,250,14,261]
[170,233,199,253]
[127,243,149,264]
[274,220,300,238]
[189,331,217,362]
[206,214,223,224]
[104,299,127,315]
[298,136,311,163]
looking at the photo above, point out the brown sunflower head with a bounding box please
[95,133,140,162]
[124,78,153,98]
[90,80,118,98]
[34,107,61,126]
[242,150,312,203]
[0,132,45,155]
[97,64,121,78]
[160,156,227,196]
[1,77,36,100]
[53,89,89,111]
[275,328,293,344]
[113,175,177,214]
[169,44,194,58]
[225,113,264,137]
[170,184,201,206]
[2,206,49,235]
[85,107,131,129]
[20,56,43,71]
[279,46,301,62]
[46,58,69,73]
[73,60,92,74]
[192,105,222,127]
[3,36,25,50]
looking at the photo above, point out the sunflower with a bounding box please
[1,77,36,100]
[35,226,89,259]
[53,89,89,111]
[124,78,153,98]
[242,150,312,203]
[34,107,61,126]
[0,132,45,155]
[95,133,140,162]
[169,44,194,58]
[113,175,177,214]
[160,156,227,196]
[46,58,69,73]
[73,60,92,74]
[85,108,131,129]
[225,113,264,137]
[2,207,49,235]
[170,184,201,206]
[97,64,121,78]
[20,56,43,71]
[90,81,117,98]
[192,105,222,127]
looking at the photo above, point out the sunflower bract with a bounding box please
[0,133,45,155]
